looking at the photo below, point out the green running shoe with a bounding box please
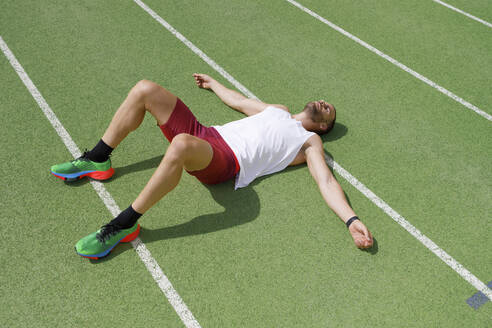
[75,223,140,259]
[51,151,114,181]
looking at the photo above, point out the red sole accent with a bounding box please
[52,173,67,181]
[87,168,115,180]
[121,224,141,242]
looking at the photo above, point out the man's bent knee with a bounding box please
[134,79,161,98]
[169,133,194,153]
[167,134,213,171]
[133,80,177,125]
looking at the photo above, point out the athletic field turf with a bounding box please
[1,1,491,327]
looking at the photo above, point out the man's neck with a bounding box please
[291,112,304,121]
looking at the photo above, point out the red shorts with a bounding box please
[159,98,239,184]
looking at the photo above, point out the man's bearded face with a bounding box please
[304,100,335,124]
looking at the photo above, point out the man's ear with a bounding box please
[319,122,328,131]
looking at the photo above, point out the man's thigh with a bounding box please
[141,80,178,126]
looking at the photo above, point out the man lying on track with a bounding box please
[51,73,374,259]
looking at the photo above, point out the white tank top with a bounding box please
[214,106,315,189]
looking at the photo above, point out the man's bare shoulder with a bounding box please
[236,100,289,116]
[291,135,322,166]
[302,134,322,150]
[268,104,290,113]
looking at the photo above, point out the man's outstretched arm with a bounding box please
[303,135,373,249]
[193,73,288,116]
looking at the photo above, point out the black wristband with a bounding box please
[345,216,359,228]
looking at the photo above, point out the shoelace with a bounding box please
[71,150,111,164]
[71,150,90,164]
[96,224,121,243]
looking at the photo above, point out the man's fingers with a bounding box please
[350,222,373,249]
[193,73,202,81]
[356,238,369,249]
[193,73,206,80]
[363,236,373,248]
[360,224,370,240]
[355,221,371,242]
[193,74,204,88]
[193,74,210,89]
[353,234,364,248]
[356,238,371,249]
[352,230,373,249]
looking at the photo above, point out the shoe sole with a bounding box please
[76,224,141,260]
[51,168,115,182]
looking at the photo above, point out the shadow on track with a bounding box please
[321,122,348,143]
[139,182,260,243]
[91,182,259,263]
[113,154,164,179]
[362,237,378,255]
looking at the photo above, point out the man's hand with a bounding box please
[193,73,215,89]
[348,220,373,249]
[192,73,268,116]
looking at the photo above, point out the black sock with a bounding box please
[109,205,142,229]
[86,139,113,163]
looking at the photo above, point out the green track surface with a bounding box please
[1,0,490,327]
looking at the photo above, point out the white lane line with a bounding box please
[325,156,492,301]
[0,36,201,328]
[133,0,258,101]
[433,0,492,28]
[134,0,492,301]
[285,0,492,122]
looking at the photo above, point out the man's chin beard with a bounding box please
[306,106,323,122]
